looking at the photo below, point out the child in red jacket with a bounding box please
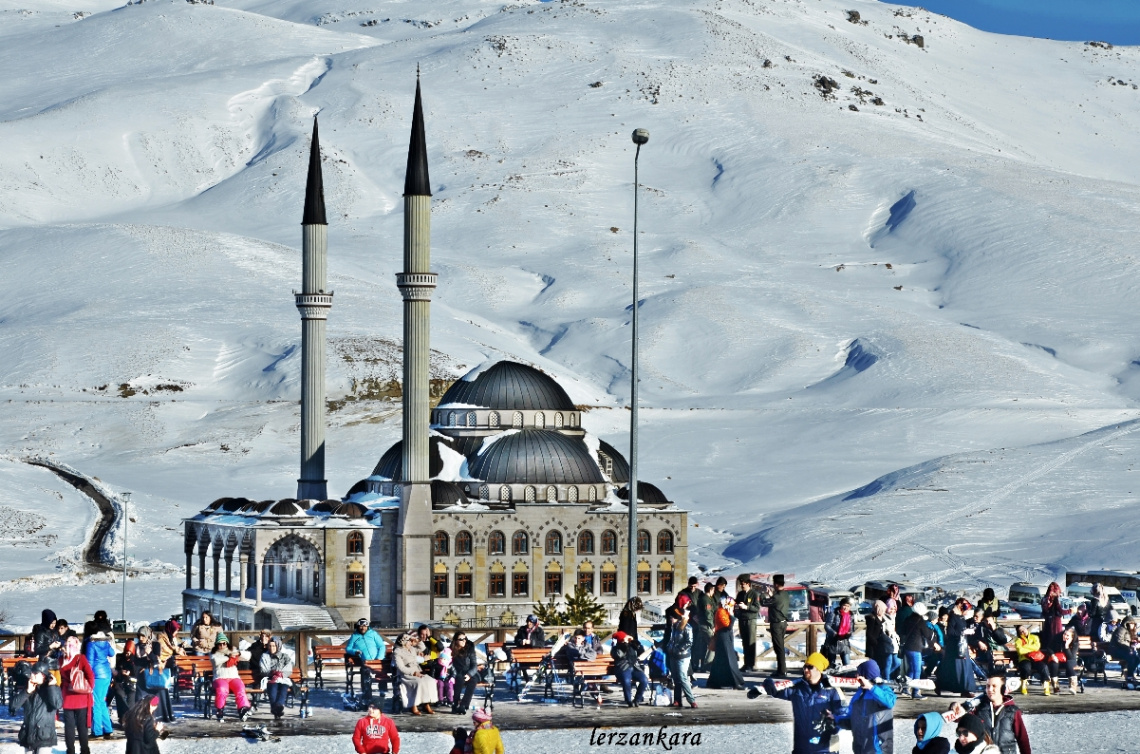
[352,701,400,754]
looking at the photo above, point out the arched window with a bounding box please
[456,530,473,556]
[468,411,477,427]
[535,411,545,428]
[554,412,564,428]
[512,411,523,428]
[601,530,617,555]
[489,411,500,428]
[545,531,563,555]
[479,485,489,500]
[433,531,450,556]
[525,486,536,502]
[499,485,511,503]
[588,486,598,502]
[545,486,557,502]
[512,530,529,555]
[568,486,579,503]
[488,531,505,555]
[657,530,674,554]
[577,531,594,554]
[448,412,456,427]
[346,531,364,556]
[637,529,651,554]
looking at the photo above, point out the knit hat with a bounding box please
[857,659,881,682]
[912,602,927,616]
[149,696,160,709]
[216,633,229,644]
[677,594,692,610]
[956,713,987,742]
[526,615,538,624]
[612,631,630,643]
[472,708,492,724]
[804,652,829,673]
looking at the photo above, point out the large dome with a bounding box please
[468,429,605,485]
[371,436,453,480]
[438,361,575,412]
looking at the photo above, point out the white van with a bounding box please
[1007,582,1046,618]
[1067,582,1130,621]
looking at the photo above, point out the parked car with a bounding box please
[997,601,1021,620]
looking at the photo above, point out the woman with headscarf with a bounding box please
[59,634,94,754]
[866,601,899,685]
[705,597,745,690]
[618,597,643,643]
[109,639,139,726]
[470,708,504,754]
[259,637,295,720]
[936,598,977,696]
[124,695,163,754]
[394,633,438,715]
[912,711,950,754]
[1040,582,1064,650]
[155,621,184,668]
[31,610,61,669]
[84,629,116,739]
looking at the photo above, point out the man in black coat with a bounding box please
[760,574,791,677]
[690,582,715,673]
[734,576,762,671]
[15,660,63,753]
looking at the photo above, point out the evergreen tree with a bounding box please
[533,595,564,625]
[562,585,607,626]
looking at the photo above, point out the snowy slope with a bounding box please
[1,0,1140,622]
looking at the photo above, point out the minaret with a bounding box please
[396,73,437,624]
[296,117,333,501]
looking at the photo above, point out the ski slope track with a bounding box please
[1,0,1139,623]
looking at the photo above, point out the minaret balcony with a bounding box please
[396,272,438,301]
[294,292,334,319]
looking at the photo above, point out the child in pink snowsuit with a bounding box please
[436,645,454,705]
[210,635,250,720]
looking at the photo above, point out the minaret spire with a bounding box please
[395,71,437,625]
[296,116,333,501]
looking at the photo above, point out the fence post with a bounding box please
[297,630,308,680]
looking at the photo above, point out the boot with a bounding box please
[1069,678,1078,694]
[1043,681,1051,696]
[423,704,435,715]
[1020,683,1028,695]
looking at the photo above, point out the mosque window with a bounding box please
[512,572,529,597]
[456,572,472,598]
[489,572,506,597]
[512,531,529,555]
[545,531,563,555]
[525,486,536,502]
[433,531,450,556]
[657,530,674,554]
[578,571,594,593]
[568,486,579,503]
[313,568,320,600]
[658,571,674,594]
[488,531,505,555]
[545,486,557,503]
[535,412,545,429]
[499,485,511,503]
[554,412,564,428]
[545,571,562,596]
[601,571,617,595]
[588,487,598,502]
[456,530,473,556]
[489,412,500,428]
[295,570,302,594]
[637,571,651,595]
[601,530,617,555]
[637,530,652,554]
[433,571,449,598]
[346,572,364,598]
[512,411,523,428]
[346,532,364,556]
[480,485,490,500]
[577,531,594,554]
[448,412,456,427]
[468,411,477,426]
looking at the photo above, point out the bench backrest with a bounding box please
[510,648,550,665]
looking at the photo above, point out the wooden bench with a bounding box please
[1,656,28,707]
[556,658,616,707]
[507,647,551,700]
[239,669,265,711]
[313,643,348,690]
[1077,636,1107,684]
[172,656,213,706]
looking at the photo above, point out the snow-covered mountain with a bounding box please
[2,0,1139,624]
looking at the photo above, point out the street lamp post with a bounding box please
[628,128,649,600]
[121,491,131,622]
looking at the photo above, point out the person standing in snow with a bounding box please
[15,660,62,754]
[759,574,791,678]
[85,630,117,738]
[735,575,762,671]
[836,659,896,754]
[761,652,844,754]
[59,634,94,754]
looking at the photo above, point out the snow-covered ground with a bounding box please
[2,0,1140,623]
[2,713,1139,754]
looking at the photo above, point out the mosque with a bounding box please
[181,79,688,631]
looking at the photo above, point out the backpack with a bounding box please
[648,648,669,680]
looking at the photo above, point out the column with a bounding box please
[255,560,263,608]
[224,556,233,598]
[198,550,206,591]
[239,555,248,604]
[185,550,193,591]
[212,552,221,594]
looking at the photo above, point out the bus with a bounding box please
[1066,571,1140,616]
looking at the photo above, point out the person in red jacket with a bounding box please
[352,700,400,754]
[59,635,94,754]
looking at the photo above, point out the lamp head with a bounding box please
[632,128,649,145]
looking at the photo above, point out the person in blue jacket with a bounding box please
[345,619,387,701]
[837,659,897,754]
[85,631,117,739]
[762,652,844,754]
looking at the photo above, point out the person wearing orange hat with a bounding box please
[761,652,843,754]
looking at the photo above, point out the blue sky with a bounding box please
[883,0,1140,46]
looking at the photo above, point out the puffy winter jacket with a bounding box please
[15,682,63,750]
[970,696,1031,754]
[762,677,844,754]
[86,638,117,680]
[345,629,387,661]
[260,648,295,685]
[837,682,896,754]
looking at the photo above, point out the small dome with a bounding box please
[371,436,452,480]
[265,499,309,517]
[221,499,247,513]
[332,502,368,518]
[468,429,604,485]
[598,440,630,482]
[438,361,575,412]
[206,498,231,511]
[616,482,670,505]
[310,501,338,513]
[431,480,468,507]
